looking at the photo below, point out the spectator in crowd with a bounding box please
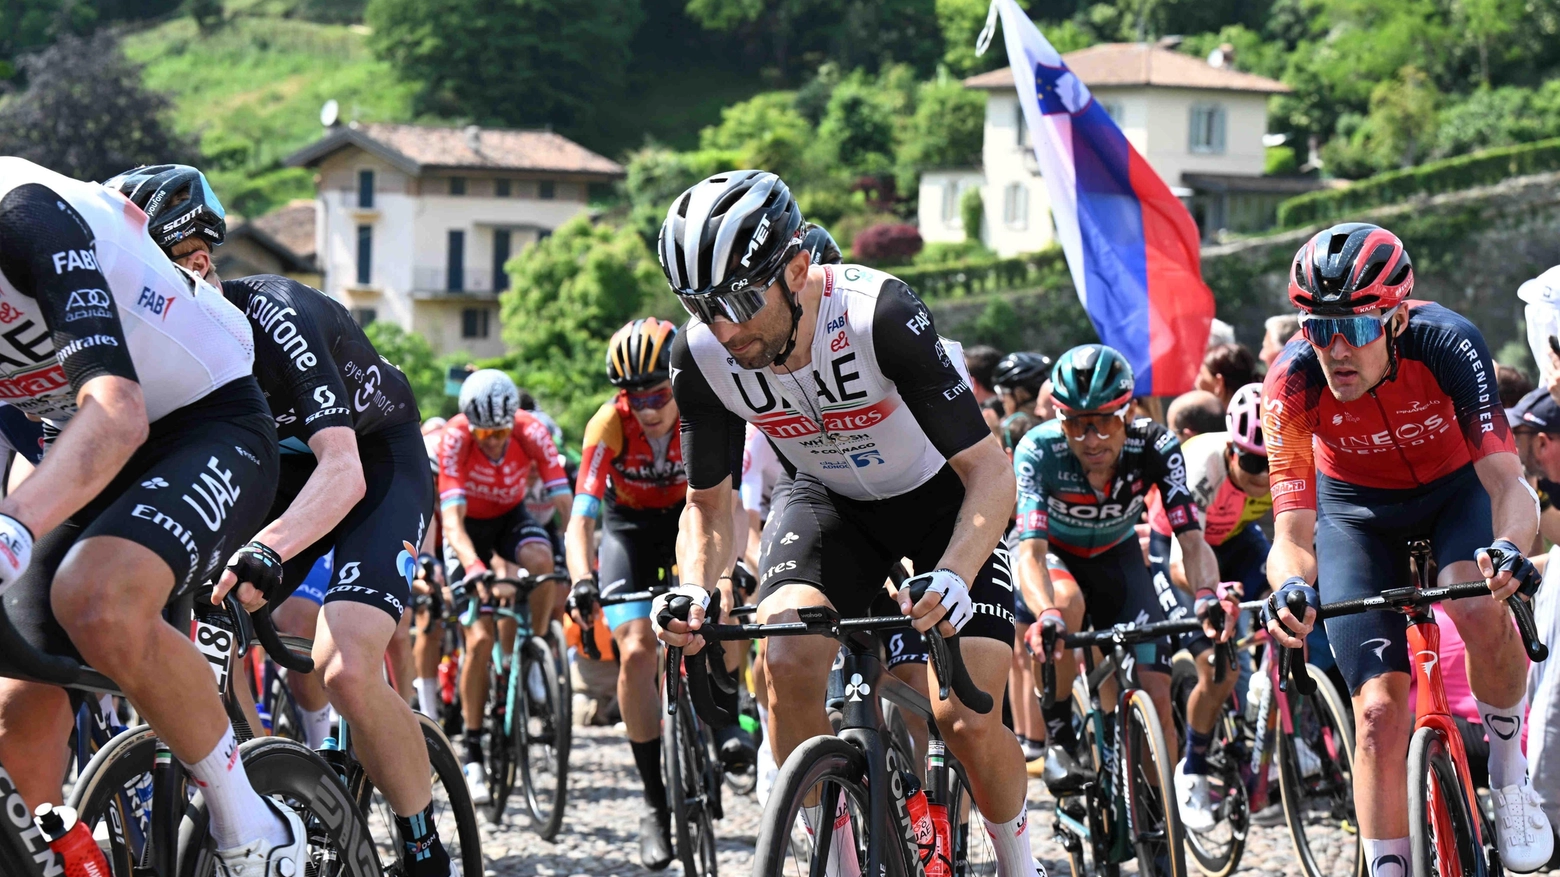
[1196,343,1259,408]
[1260,314,1301,367]
[1208,318,1236,349]
[1499,363,1537,410]
[1034,379,1056,422]
[981,396,1005,442]
[1165,390,1224,441]
[965,344,1004,405]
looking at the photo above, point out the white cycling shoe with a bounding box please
[214,798,307,877]
[1492,781,1553,873]
[463,761,491,806]
[1174,759,1215,833]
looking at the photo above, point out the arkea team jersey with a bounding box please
[1179,431,1272,546]
[673,264,988,501]
[438,411,569,519]
[1263,301,1514,515]
[573,393,687,518]
[0,158,254,424]
[1013,418,1201,557]
[220,275,418,451]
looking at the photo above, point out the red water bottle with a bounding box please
[902,772,936,870]
[35,803,109,877]
[926,802,953,877]
[439,654,457,705]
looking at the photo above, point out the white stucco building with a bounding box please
[919,42,1322,256]
[286,123,624,357]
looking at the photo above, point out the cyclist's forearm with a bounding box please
[253,428,364,561]
[939,437,1016,583]
[1266,510,1318,588]
[1481,457,1540,550]
[1016,539,1055,614]
[441,504,480,571]
[564,513,596,584]
[1177,531,1219,593]
[676,482,734,593]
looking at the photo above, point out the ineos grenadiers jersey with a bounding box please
[219,275,418,449]
[0,159,254,424]
[1013,419,1201,557]
[673,264,988,501]
[1263,301,1515,515]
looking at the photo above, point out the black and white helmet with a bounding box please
[657,170,804,298]
[106,164,228,254]
[458,369,519,430]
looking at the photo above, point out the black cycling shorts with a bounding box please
[599,502,681,632]
[4,378,279,662]
[1055,536,1173,673]
[444,502,552,619]
[1316,463,1493,694]
[753,467,1015,647]
[268,421,432,622]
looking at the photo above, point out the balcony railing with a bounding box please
[412,266,507,294]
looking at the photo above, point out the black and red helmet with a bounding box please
[1288,222,1414,316]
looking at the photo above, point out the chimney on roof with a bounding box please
[464,125,482,154]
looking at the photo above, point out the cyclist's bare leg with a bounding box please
[756,584,837,764]
[889,662,930,776]
[1350,671,1413,839]
[1186,647,1239,735]
[1045,574,1086,706]
[388,607,416,703]
[0,679,71,809]
[1140,668,1179,765]
[517,541,556,628]
[460,616,495,730]
[414,610,443,679]
[275,595,328,712]
[316,601,433,815]
[927,636,1026,821]
[716,577,746,674]
[1010,620,1042,745]
[614,617,661,743]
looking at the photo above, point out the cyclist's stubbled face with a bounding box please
[1314,306,1406,403]
[475,428,511,459]
[629,381,679,437]
[1226,448,1271,496]
[1063,414,1128,477]
[706,252,812,369]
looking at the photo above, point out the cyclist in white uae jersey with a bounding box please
[652,171,1038,877]
[0,158,309,877]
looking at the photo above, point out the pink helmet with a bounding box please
[1226,383,1265,456]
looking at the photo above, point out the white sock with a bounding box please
[181,724,290,850]
[415,677,440,717]
[1478,696,1530,788]
[1363,837,1410,877]
[802,796,862,877]
[757,702,770,738]
[983,808,1040,877]
[300,703,333,750]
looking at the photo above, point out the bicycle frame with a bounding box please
[1053,640,1143,867]
[1406,597,1487,869]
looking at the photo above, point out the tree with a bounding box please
[366,0,642,137]
[815,71,902,179]
[622,145,743,243]
[698,91,815,182]
[0,32,196,182]
[364,321,448,420]
[895,74,985,191]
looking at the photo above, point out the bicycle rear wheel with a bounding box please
[1123,688,1187,877]
[665,684,720,877]
[349,713,485,876]
[485,649,515,822]
[946,761,1000,877]
[1169,652,1248,877]
[70,725,162,877]
[515,635,570,839]
[1408,725,1485,877]
[1278,663,1362,877]
[753,735,894,877]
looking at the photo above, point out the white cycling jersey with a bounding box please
[0,158,254,424]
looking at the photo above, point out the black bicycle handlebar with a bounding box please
[249,605,314,674]
[1276,589,1315,696]
[1312,580,1548,663]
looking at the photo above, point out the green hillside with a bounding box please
[122,15,417,217]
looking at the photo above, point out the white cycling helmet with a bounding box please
[459,369,519,430]
[1226,383,1265,456]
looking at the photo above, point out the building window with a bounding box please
[538,180,555,199]
[447,230,465,292]
[461,308,490,339]
[449,176,466,196]
[1015,104,1031,148]
[1100,101,1124,125]
[941,182,960,226]
[1003,183,1028,230]
[1189,104,1227,154]
[493,229,511,292]
[355,224,372,285]
[357,170,374,209]
[351,307,376,326]
[496,179,511,197]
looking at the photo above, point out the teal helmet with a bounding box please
[1051,344,1135,413]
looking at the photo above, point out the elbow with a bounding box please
[341,464,367,505]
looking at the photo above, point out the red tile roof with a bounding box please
[286,123,624,177]
[964,42,1289,94]
[249,199,316,261]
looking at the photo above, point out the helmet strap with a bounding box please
[771,269,804,368]
[1365,310,1404,394]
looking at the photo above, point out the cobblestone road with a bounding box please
[473,725,1380,877]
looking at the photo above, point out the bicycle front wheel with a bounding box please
[665,686,720,877]
[1408,725,1484,877]
[349,712,485,876]
[753,735,893,877]
[946,760,1000,877]
[515,635,570,839]
[1123,688,1187,877]
[1277,662,1361,877]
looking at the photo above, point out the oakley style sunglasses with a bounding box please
[676,268,783,324]
[627,386,673,411]
[1056,405,1130,440]
[1235,449,1269,474]
[472,425,512,441]
[1299,305,1402,349]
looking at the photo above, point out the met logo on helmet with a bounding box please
[740,215,772,268]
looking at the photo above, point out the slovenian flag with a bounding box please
[979,0,1214,394]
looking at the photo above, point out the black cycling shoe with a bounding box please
[639,810,674,871]
[1042,744,1091,795]
[714,723,756,775]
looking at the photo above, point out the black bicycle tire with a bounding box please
[1278,663,1362,877]
[175,736,379,877]
[665,685,720,877]
[1168,651,1248,877]
[1408,725,1485,877]
[68,724,162,877]
[515,636,570,839]
[753,735,893,877]
[946,760,999,877]
[268,669,304,743]
[347,712,486,876]
[1124,688,1188,877]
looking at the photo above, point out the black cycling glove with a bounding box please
[224,541,284,602]
[1478,538,1543,598]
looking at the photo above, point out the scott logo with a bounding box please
[338,561,362,585]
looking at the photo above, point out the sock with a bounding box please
[1184,727,1214,775]
[300,703,333,750]
[757,702,770,737]
[1478,695,1530,788]
[1364,837,1411,877]
[802,796,862,877]
[631,738,669,812]
[983,808,1040,877]
[181,724,290,850]
[462,729,484,766]
[1042,699,1077,752]
[393,800,448,869]
[414,678,440,717]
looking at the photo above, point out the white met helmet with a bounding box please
[1225,383,1265,456]
[459,369,519,430]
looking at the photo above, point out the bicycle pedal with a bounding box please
[1058,797,1087,820]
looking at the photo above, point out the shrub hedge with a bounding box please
[893,247,1070,299]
